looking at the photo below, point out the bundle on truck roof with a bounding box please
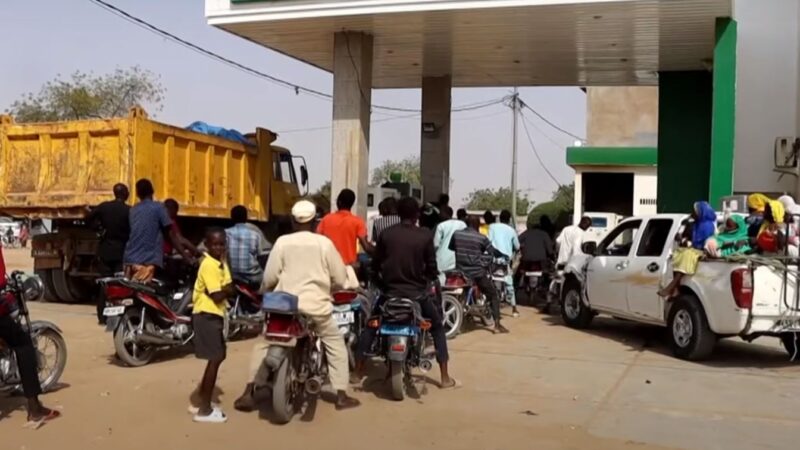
[0,108,308,303]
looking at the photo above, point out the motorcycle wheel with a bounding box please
[33,328,67,392]
[272,350,298,424]
[389,360,405,401]
[113,309,156,367]
[442,294,463,340]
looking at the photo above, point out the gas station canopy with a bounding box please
[207,0,731,88]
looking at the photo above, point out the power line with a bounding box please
[520,110,563,188]
[518,96,585,141]
[521,112,570,150]
[87,0,425,113]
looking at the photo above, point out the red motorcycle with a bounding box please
[227,279,264,340]
[99,276,194,367]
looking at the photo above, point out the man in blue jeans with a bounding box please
[488,209,521,317]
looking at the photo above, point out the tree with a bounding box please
[463,187,531,215]
[308,181,332,213]
[528,183,575,230]
[370,156,421,186]
[6,66,165,122]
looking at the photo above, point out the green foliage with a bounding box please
[370,156,421,186]
[463,187,531,215]
[528,183,574,230]
[6,66,165,122]
[308,181,332,213]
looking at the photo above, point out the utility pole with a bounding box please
[511,87,519,219]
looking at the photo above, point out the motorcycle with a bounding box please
[519,261,560,313]
[441,271,495,339]
[99,275,194,367]
[366,296,433,401]
[331,290,370,369]
[0,271,67,393]
[491,257,510,306]
[259,292,328,424]
[227,279,264,340]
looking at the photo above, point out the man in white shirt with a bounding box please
[234,200,360,412]
[556,217,592,266]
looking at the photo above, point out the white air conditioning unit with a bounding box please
[774,136,800,170]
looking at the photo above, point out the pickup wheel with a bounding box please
[560,280,593,329]
[667,295,716,361]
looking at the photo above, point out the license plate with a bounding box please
[103,306,125,316]
[333,311,354,326]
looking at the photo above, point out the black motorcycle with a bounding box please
[0,271,67,393]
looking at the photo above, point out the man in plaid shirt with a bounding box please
[225,205,271,286]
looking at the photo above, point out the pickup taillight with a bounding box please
[731,268,753,309]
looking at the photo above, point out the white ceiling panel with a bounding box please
[207,0,733,88]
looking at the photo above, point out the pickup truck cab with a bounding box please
[560,214,800,361]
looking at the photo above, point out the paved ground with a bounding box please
[1,249,799,449]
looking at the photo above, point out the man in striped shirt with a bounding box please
[371,197,401,243]
[449,216,509,334]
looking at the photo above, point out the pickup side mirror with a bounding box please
[581,241,597,255]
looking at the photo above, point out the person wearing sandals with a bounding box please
[0,245,60,426]
[190,229,235,423]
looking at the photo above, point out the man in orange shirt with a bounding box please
[317,189,373,267]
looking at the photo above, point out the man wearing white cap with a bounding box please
[234,200,360,412]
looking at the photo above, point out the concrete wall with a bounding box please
[586,87,659,147]
[732,0,800,195]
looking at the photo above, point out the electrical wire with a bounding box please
[519,97,585,141]
[520,112,570,150]
[520,110,563,188]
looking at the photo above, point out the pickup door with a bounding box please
[624,218,679,321]
[586,219,644,314]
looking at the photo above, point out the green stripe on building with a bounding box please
[566,147,657,167]
[709,17,737,208]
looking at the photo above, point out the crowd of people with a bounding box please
[1,180,599,426]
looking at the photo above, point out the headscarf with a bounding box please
[778,195,800,215]
[713,215,751,256]
[692,201,717,249]
[766,200,785,224]
[747,193,771,213]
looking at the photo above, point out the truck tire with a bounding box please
[667,295,716,361]
[560,279,593,329]
[34,270,58,302]
[51,269,80,303]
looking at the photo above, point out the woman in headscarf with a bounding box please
[778,195,800,251]
[746,193,771,238]
[658,201,717,298]
[705,215,751,258]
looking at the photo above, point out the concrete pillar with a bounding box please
[331,32,373,218]
[573,171,583,224]
[420,75,452,203]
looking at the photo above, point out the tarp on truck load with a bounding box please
[185,121,252,145]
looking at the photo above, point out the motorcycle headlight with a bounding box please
[22,275,45,302]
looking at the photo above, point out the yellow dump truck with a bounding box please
[0,108,308,302]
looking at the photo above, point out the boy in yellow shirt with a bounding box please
[190,228,234,423]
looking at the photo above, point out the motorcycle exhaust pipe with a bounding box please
[135,331,180,346]
[305,376,323,395]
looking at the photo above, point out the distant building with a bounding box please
[569,87,658,223]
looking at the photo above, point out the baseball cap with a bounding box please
[292,200,317,224]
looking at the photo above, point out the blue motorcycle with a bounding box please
[367,297,433,401]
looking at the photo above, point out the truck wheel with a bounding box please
[34,270,58,302]
[780,333,800,361]
[51,270,80,303]
[667,295,716,361]
[560,280,593,329]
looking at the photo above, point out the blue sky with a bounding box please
[0,0,585,206]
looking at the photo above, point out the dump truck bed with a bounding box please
[0,108,284,221]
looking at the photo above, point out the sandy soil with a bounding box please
[0,249,678,450]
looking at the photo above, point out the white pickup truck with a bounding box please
[560,214,800,361]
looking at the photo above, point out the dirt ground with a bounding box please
[1,248,798,450]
